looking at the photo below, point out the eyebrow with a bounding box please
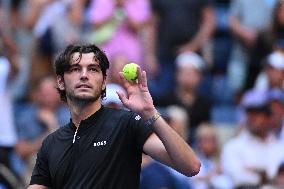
[69,63,101,69]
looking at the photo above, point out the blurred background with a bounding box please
[1,0,284,188]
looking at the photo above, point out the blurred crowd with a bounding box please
[1,0,284,188]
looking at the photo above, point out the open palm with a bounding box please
[117,67,155,118]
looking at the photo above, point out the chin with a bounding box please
[67,91,101,103]
[76,95,97,101]
[75,93,101,102]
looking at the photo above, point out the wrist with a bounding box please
[144,111,161,127]
[140,106,157,120]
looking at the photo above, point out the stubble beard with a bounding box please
[67,90,101,107]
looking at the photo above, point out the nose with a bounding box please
[80,68,88,80]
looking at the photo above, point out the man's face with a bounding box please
[176,65,201,90]
[266,67,284,88]
[246,111,271,137]
[58,52,106,103]
[269,100,284,129]
[37,77,60,109]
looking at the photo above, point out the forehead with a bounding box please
[71,52,99,65]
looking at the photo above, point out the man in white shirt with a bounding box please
[221,89,284,188]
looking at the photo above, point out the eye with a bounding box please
[89,67,98,72]
[70,67,80,72]
[89,66,101,72]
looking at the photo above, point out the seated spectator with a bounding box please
[191,124,233,189]
[14,75,69,185]
[254,51,284,91]
[266,88,284,141]
[157,51,212,144]
[246,1,284,90]
[221,89,284,188]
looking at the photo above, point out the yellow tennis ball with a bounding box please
[122,63,138,82]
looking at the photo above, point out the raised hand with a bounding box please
[117,66,156,119]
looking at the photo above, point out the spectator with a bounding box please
[88,0,150,68]
[227,0,275,95]
[0,56,19,188]
[0,0,20,176]
[14,75,69,185]
[25,0,88,84]
[221,89,284,188]
[24,0,64,83]
[145,0,215,104]
[191,124,233,189]
[266,88,284,141]
[246,0,284,90]
[254,51,284,91]
[158,52,212,144]
[49,0,85,54]
[0,0,27,101]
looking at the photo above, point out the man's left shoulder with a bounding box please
[105,107,130,116]
[104,107,142,122]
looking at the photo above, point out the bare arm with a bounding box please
[178,6,215,53]
[229,16,257,48]
[24,0,51,30]
[27,185,48,189]
[117,67,201,177]
[143,118,201,176]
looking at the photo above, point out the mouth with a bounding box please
[76,84,92,89]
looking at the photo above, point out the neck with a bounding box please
[68,99,102,127]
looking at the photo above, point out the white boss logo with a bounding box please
[135,115,141,120]
[94,141,107,147]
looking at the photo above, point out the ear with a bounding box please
[102,77,107,91]
[57,75,65,90]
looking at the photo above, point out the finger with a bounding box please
[116,91,130,108]
[118,72,132,89]
[137,66,143,85]
[141,70,148,88]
